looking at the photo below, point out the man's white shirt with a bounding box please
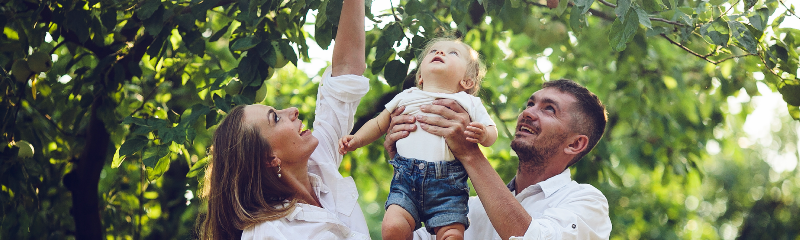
[414,168,612,240]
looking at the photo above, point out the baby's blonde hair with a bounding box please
[416,37,486,95]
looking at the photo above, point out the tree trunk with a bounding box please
[64,96,110,239]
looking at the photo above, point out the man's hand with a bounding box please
[417,99,481,158]
[383,106,414,159]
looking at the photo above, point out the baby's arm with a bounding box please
[465,123,498,147]
[339,109,393,154]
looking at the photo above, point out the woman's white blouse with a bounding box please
[242,67,371,240]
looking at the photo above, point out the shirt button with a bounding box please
[418,163,425,169]
[572,224,576,229]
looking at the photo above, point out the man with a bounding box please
[384,79,612,240]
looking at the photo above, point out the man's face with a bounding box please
[511,87,577,162]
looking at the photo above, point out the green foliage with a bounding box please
[1,0,799,239]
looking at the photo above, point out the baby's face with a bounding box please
[419,41,471,89]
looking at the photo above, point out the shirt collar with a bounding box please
[308,172,330,195]
[507,168,572,198]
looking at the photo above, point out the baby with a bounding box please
[339,37,497,240]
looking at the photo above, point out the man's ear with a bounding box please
[460,78,475,90]
[564,134,589,156]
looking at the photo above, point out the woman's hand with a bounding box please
[383,106,414,159]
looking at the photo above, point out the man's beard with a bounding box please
[511,131,568,174]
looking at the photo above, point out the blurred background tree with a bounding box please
[1,0,798,239]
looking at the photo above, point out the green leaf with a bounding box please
[615,0,632,21]
[609,9,639,51]
[700,21,730,47]
[570,6,588,35]
[180,104,211,127]
[384,60,409,86]
[748,8,771,31]
[778,81,800,106]
[143,144,170,168]
[209,22,231,42]
[383,23,405,44]
[277,40,298,67]
[119,136,149,157]
[143,5,166,36]
[315,21,334,50]
[66,9,91,43]
[238,53,265,86]
[137,0,162,20]
[186,127,197,143]
[788,105,800,120]
[728,21,758,54]
[206,110,218,129]
[635,7,652,29]
[213,94,230,113]
[186,156,210,177]
[325,0,344,25]
[123,116,147,125]
[112,147,125,168]
[404,0,422,15]
[100,10,117,31]
[744,0,757,11]
[231,36,262,51]
[576,0,595,14]
[554,0,569,15]
[147,153,171,181]
[709,0,726,5]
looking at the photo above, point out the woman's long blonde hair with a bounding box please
[198,105,298,240]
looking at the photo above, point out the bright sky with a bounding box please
[294,2,800,172]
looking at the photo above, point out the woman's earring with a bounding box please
[277,164,282,178]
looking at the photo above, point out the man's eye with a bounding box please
[545,106,555,112]
[526,102,534,107]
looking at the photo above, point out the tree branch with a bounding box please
[779,0,800,20]
[659,33,754,64]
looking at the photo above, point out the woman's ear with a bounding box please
[460,78,475,90]
[266,157,281,168]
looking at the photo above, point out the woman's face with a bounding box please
[243,105,317,164]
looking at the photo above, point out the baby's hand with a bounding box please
[465,122,487,144]
[338,135,358,155]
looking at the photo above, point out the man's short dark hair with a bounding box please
[542,79,607,168]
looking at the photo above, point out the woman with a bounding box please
[198,0,369,238]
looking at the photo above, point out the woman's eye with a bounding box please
[274,114,281,122]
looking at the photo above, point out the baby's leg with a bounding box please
[382,204,416,240]
[434,223,465,240]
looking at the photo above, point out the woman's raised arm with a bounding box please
[331,0,366,77]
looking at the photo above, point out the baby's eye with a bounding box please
[450,51,459,56]
[429,49,437,54]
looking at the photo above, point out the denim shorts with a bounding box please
[385,155,470,234]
